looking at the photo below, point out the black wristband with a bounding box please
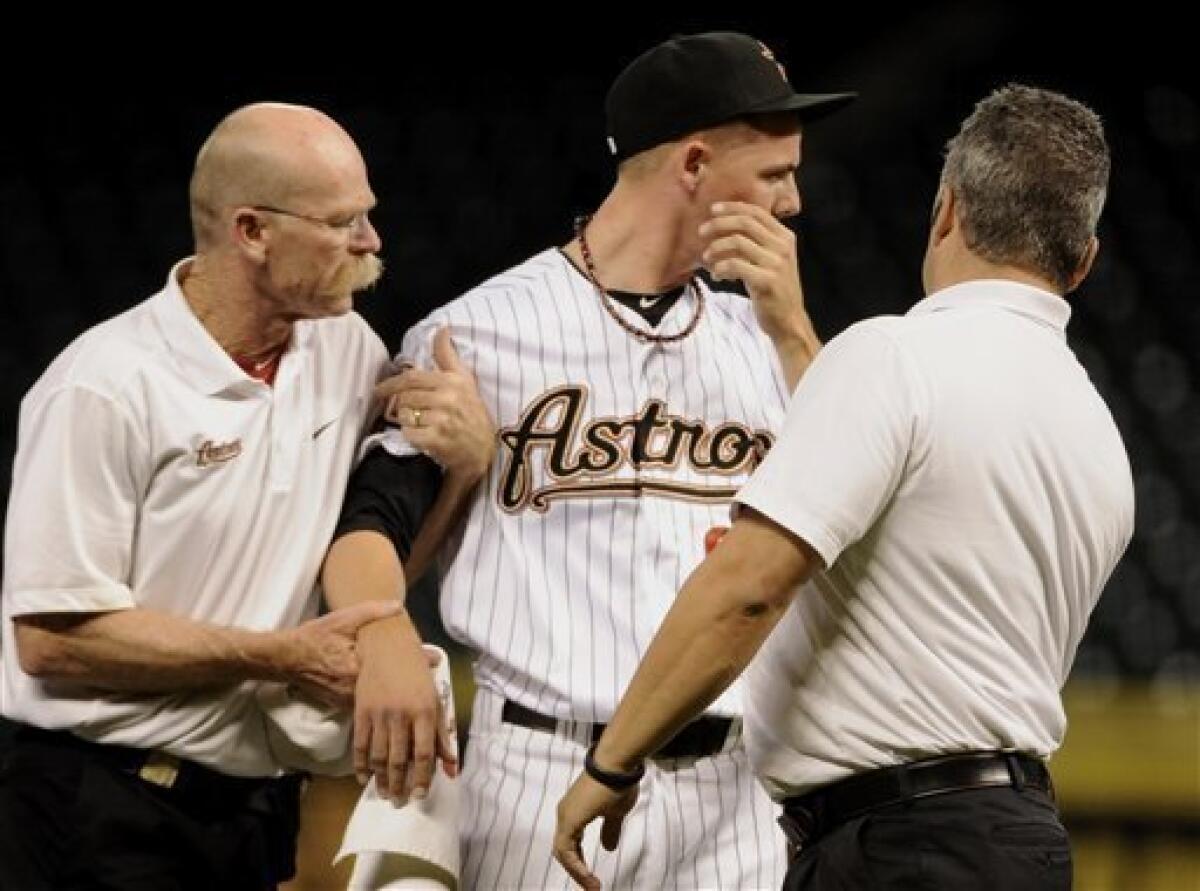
[584,742,645,790]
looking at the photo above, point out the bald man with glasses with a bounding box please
[0,102,493,891]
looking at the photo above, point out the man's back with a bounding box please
[743,279,1134,796]
[894,280,1133,651]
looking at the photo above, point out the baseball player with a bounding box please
[325,32,853,889]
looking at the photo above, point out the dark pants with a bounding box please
[0,727,303,891]
[783,786,1072,890]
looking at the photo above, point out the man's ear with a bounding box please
[232,207,270,262]
[929,184,956,247]
[678,139,712,195]
[1066,236,1100,293]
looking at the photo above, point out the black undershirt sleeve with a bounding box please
[334,446,443,562]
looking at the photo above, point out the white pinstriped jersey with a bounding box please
[385,248,789,722]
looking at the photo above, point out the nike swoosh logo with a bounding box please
[311,418,339,439]
[639,295,664,309]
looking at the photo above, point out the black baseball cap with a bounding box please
[605,31,856,161]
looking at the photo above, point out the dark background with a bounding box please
[1,3,1194,687]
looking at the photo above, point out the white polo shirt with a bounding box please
[1,260,387,777]
[736,279,1134,799]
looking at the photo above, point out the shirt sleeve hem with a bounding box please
[7,585,136,617]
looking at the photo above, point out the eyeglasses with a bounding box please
[251,205,373,238]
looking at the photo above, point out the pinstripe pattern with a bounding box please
[390,249,789,889]
[462,688,785,890]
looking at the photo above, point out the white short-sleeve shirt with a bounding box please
[736,280,1134,798]
[1,260,387,776]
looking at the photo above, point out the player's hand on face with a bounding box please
[352,627,458,803]
[375,327,496,480]
[698,201,809,342]
[553,774,639,890]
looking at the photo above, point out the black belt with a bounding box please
[501,700,738,760]
[12,724,301,815]
[779,751,1053,850]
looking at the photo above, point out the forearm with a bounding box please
[14,608,287,692]
[322,528,421,656]
[771,319,822,392]
[593,514,817,771]
[596,604,771,771]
